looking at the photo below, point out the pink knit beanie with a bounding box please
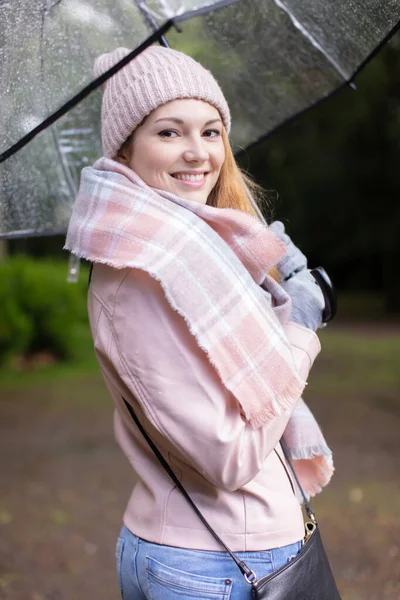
[94,46,231,159]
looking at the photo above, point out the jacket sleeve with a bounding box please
[111,268,321,493]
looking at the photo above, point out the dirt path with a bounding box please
[0,330,399,600]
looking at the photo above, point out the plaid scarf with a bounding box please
[65,157,333,497]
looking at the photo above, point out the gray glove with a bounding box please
[269,220,307,280]
[280,268,325,331]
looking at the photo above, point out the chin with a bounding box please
[175,190,207,204]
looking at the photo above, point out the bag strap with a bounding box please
[122,396,316,582]
[122,397,254,580]
[279,439,316,522]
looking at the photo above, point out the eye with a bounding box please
[203,129,221,138]
[158,129,178,138]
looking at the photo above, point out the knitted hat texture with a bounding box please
[94,46,231,158]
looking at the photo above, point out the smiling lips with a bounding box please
[171,171,208,187]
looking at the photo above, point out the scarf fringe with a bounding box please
[287,444,333,461]
[247,375,306,428]
[288,447,335,500]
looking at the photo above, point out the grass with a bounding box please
[1,285,399,397]
[309,324,400,397]
[0,326,99,391]
[1,316,399,401]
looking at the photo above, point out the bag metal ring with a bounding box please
[244,569,257,584]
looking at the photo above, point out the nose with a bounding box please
[182,134,209,163]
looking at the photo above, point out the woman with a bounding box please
[65,46,333,600]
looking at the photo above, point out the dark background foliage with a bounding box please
[240,34,400,313]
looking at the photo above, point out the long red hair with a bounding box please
[207,129,265,216]
[208,129,279,281]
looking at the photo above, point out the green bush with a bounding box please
[0,262,33,360]
[0,256,90,364]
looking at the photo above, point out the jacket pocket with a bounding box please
[146,556,232,600]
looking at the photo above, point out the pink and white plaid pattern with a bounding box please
[65,157,333,497]
[66,157,305,423]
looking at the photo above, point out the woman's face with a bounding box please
[119,99,226,204]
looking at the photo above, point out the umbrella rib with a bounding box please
[0,227,68,240]
[134,1,170,46]
[0,21,174,165]
[272,0,349,81]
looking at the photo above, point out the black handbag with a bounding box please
[122,397,342,599]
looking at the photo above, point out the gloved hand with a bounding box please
[269,221,307,280]
[280,269,325,331]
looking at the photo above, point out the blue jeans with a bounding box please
[116,525,302,599]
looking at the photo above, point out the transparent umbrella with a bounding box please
[1,0,400,239]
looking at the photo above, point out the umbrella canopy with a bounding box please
[1,0,400,239]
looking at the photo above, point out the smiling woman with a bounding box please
[65,44,331,600]
[116,98,226,205]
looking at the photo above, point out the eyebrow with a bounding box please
[154,117,222,126]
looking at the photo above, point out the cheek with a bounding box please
[129,144,161,183]
[133,144,176,178]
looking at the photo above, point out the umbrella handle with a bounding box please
[310,267,337,323]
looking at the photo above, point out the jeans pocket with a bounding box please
[146,556,232,600]
[116,536,125,598]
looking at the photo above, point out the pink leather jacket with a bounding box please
[88,263,321,551]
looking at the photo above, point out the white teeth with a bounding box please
[174,173,205,181]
